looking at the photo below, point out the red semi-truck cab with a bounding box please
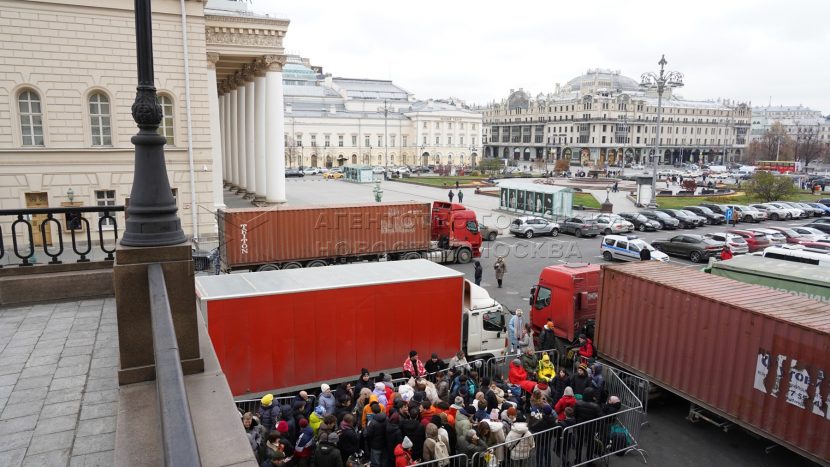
[529,263,600,353]
[431,201,482,258]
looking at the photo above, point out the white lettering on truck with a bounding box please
[240,223,248,255]
[754,348,829,418]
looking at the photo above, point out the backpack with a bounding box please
[432,439,450,467]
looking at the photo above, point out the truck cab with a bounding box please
[431,202,482,259]
[529,263,601,351]
[461,280,508,360]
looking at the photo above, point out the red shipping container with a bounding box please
[218,203,431,269]
[596,262,830,465]
[196,259,464,396]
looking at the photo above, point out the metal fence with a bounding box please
[235,394,317,416]
[470,425,561,467]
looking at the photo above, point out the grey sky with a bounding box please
[250,0,830,114]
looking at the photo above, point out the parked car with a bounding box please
[302,167,319,175]
[704,232,749,254]
[818,198,830,207]
[509,216,560,238]
[318,167,329,174]
[806,202,830,215]
[372,166,385,174]
[726,205,766,223]
[679,209,707,227]
[746,228,787,246]
[651,234,724,263]
[699,203,732,218]
[790,226,829,241]
[594,214,634,235]
[749,203,788,221]
[329,167,344,173]
[618,212,661,232]
[793,202,824,217]
[323,171,344,179]
[478,223,501,241]
[682,206,725,225]
[810,218,830,225]
[285,168,304,178]
[601,234,669,262]
[773,202,809,219]
[656,209,698,229]
[764,226,808,244]
[728,229,771,252]
[765,202,804,219]
[639,210,680,230]
[802,222,830,235]
[761,245,830,267]
[560,217,601,237]
[800,242,830,252]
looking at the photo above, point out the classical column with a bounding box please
[254,64,267,203]
[264,55,286,203]
[244,65,256,199]
[235,73,247,194]
[222,90,230,186]
[206,53,225,210]
[229,88,238,189]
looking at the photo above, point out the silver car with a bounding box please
[594,214,634,235]
[748,228,787,245]
[705,232,750,254]
[509,216,560,238]
[751,204,789,221]
[773,202,808,219]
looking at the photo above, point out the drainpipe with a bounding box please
[180,0,199,243]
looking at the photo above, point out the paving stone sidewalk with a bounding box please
[0,298,119,467]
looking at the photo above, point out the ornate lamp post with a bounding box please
[121,0,185,246]
[640,55,684,206]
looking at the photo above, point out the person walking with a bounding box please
[455,180,460,189]
[457,190,464,203]
[493,256,506,288]
[508,309,524,355]
[473,261,482,286]
[448,190,454,203]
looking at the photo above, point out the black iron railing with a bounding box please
[0,206,124,267]
[147,263,201,466]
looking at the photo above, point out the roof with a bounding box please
[331,78,411,101]
[195,259,462,300]
[565,69,640,93]
[710,255,830,291]
[496,179,574,194]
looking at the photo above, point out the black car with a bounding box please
[819,198,830,207]
[640,210,680,230]
[285,168,304,178]
[682,206,725,225]
[618,212,660,232]
[805,222,830,234]
[652,234,724,263]
[657,209,698,229]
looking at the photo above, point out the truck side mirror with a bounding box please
[529,286,536,305]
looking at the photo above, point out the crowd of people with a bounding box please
[242,334,624,467]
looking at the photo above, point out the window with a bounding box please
[296,133,303,146]
[448,136,452,146]
[423,122,428,129]
[483,310,504,332]
[365,136,370,147]
[351,135,357,146]
[311,134,317,147]
[447,122,452,129]
[391,135,396,147]
[402,135,407,147]
[435,122,440,129]
[324,135,330,147]
[460,136,464,145]
[18,90,44,146]
[96,190,116,226]
[377,136,383,147]
[533,286,551,310]
[435,136,440,145]
[157,95,175,145]
[89,93,112,146]
[338,135,344,147]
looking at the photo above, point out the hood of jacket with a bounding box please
[510,422,529,435]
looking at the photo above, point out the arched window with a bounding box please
[18,90,44,146]
[89,92,112,146]
[157,94,175,146]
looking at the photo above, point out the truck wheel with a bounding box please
[575,229,583,238]
[257,264,279,272]
[282,262,302,269]
[550,228,559,237]
[525,230,534,239]
[456,248,472,264]
[602,251,613,261]
[689,251,702,263]
[488,232,497,241]
[307,260,328,267]
[638,224,646,232]
[402,252,422,260]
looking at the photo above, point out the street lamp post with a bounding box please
[121,0,185,246]
[640,54,684,206]
[379,99,390,180]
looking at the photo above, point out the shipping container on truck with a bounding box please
[217,201,481,272]
[596,262,830,466]
[705,255,830,304]
[195,259,508,397]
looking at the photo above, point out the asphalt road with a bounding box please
[447,216,823,467]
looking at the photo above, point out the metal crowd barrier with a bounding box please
[470,425,561,467]
[235,394,317,416]
[416,453,470,467]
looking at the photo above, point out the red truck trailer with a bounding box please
[218,201,481,272]
[528,261,830,465]
[195,259,508,396]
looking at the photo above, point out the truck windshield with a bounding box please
[467,221,479,233]
[535,286,552,310]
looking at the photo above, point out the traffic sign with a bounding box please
[725,208,733,221]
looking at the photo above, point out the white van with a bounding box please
[761,245,830,267]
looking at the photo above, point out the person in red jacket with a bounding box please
[554,386,577,421]
[403,350,427,379]
[720,245,733,260]
[395,436,416,466]
[508,359,537,394]
[576,334,594,359]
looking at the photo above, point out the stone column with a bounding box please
[221,90,229,186]
[244,65,256,199]
[207,53,225,210]
[254,64,267,203]
[235,73,247,194]
[229,88,238,189]
[264,55,286,203]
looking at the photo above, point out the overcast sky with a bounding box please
[250,0,830,114]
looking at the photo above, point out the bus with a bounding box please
[756,160,797,174]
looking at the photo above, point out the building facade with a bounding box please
[282,56,483,169]
[0,0,289,250]
[482,69,751,168]
[750,105,824,141]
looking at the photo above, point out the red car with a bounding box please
[800,242,830,252]
[764,226,808,244]
[727,229,771,252]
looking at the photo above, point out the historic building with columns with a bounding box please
[749,105,825,142]
[281,55,483,169]
[0,0,288,250]
[481,69,751,168]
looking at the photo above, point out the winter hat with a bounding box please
[299,418,308,428]
[261,394,274,407]
[608,396,621,404]
[537,382,548,391]
[579,363,589,371]
[402,436,413,449]
[276,420,289,434]
[375,382,386,391]
[409,350,418,358]
[327,432,340,444]
[383,373,393,383]
[490,409,499,421]
[321,383,331,393]
[512,358,521,365]
[542,405,553,416]
[507,407,517,417]
[546,320,554,329]
[314,406,325,417]
[564,386,574,397]
[541,353,550,362]
[361,368,370,377]
[454,396,464,407]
